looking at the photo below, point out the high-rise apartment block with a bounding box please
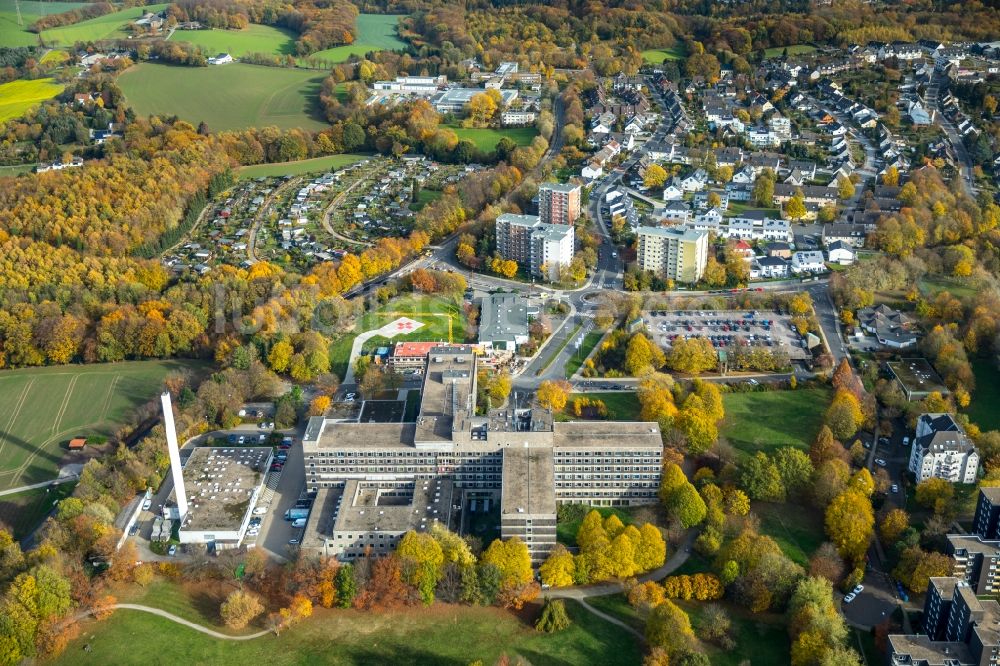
[636,226,709,283]
[538,183,581,226]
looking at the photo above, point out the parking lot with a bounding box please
[644,309,812,360]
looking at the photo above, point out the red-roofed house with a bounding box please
[391,342,481,369]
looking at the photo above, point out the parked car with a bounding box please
[141,498,152,511]
[167,545,177,556]
[902,436,910,446]
[843,593,856,603]
[891,484,899,493]
[253,507,267,515]
[875,458,887,467]
[288,539,300,545]
[344,392,357,402]
[853,584,864,595]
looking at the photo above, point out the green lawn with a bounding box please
[557,392,642,423]
[565,329,604,378]
[409,188,442,212]
[586,593,645,633]
[0,78,64,122]
[679,600,791,666]
[0,0,91,46]
[63,594,640,666]
[0,164,36,177]
[0,360,204,491]
[41,3,170,45]
[118,62,329,131]
[720,388,831,458]
[0,479,76,539]
[753,501,826,566]
[641,46,686,64]
[446,125,538,152]
[329,294,468,379]
[304,13,407,64]
[918,275,977,300]
[967,360,1000,432]
[170,24,297,57]
[238,154,368,179]
[764,44,817,58]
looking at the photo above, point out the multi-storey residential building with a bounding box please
[890,578,1000,666]
[538,183,581,226]
[974,488,1000,540]
[908,413,979,484]
[635,226,708,284]
[947,534,1000,595]
[495,213,574,281]
[299,347,663,564]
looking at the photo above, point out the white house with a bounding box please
[581,162,603,180]
[679,169,708,192]
[762,219,792,242]
[731,166,757,185]
[208,53,234,65]
[908,413,979,484]
[754,255,789,279]
[791,251,826,274]
[662,182,684,201]
[826,240,856,265]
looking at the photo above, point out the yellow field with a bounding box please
[0,78,64,122]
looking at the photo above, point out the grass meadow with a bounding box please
[304,14,407,64]
[720,388,831,458]
[40,3,170,45]
[446,125,539,152]
[170,23,297,57]
[117,62,329,131]
[238,154,368,179]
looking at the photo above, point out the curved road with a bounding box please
[77,604,271,641]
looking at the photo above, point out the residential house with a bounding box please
[857,305,918,348]
[790,251,826,274]
[908,413,979,484]
[826,240,856,265]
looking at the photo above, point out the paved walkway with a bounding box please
[577,598,644,641]
[0,473,79,498]
[77,604,270,641]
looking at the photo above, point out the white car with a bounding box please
[253,507,267,515]
[344,392,356,402]
[853,584,864,595]
[891,484,899,493]
[843,593,856,604]
[902,436,910,446]
[875,458,887,467]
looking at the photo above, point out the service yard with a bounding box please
[644,309,812,361]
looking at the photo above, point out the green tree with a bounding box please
[535,597,572,632]
[666,482,708,528]
[740,452,785,501]
[646,599,695,657]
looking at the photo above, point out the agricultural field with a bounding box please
[0,360,202,492]
[0,0,90,46]
[720,388,831,458]
[304,13,407,64]
[41,2,170,45]
[170,24,297,57]
[237,154,367,179]
[446,125,538,152]
[0,78,63,122]
[641,46,686,63]
[62,581,640,666]
[118,63,329,131]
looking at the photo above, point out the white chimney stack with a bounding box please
[161,392,188,519]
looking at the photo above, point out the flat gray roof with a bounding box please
[501,447,555,518]
[540,183,580,194]
[552,421,664,449]
[636,225,706,242]
[478,293,529,344]
[176,447,271,533]
[333,477,455,533]
[415,347,476,443]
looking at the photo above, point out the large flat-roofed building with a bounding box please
[887,359,951,402]
[478,293,529,352]
[431,88,518,114]
[301,346,663,562]
[495,213,574,281]
[501,446,557,564]
[169,446,272,548]
[373,75,447,94]
[636,226,709,283]
[538,183,581,226]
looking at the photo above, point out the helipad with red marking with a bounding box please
[377,317,425,338]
